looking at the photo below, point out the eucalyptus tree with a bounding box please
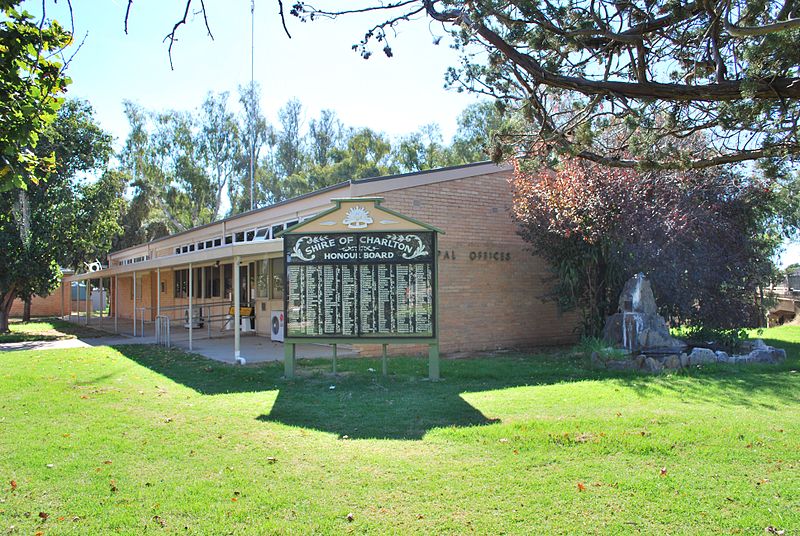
[121,93,241,231]
[228,82,275,213]
[199,91,241,220]
[393,123,453,173]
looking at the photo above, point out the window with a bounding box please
[246,230,255,241]
[270,257,284,299]
[129,275,143,300]
[223,263,233,298]
[204,265,221,298]
[214,238,222,247]
[174,269,188,298]
[256,260,269,297]
[225,235,233,245]
[255,228,269,240]
[235,231,245,243]
[193,267,203,298]
[197,242,205,250]
[270,224,283,238]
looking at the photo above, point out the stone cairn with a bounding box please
[596,273,786,373]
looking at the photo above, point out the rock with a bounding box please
[748,347,786,364]
[607,359,635,371]
[663,354,681,369]
[644,357,663,373]
[618,273,658,315]
[715,351,729,363]
[680,353,690,368]
[634,355,647,369]
[689,347,717,365]
[603,273,686,354]
[590,351,602,368]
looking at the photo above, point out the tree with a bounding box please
[308,109,343,168]
[228,82,274,213]
[121,96,238,232]
[0,99,122,332]
[199,91,240,220]
[512,159,784,335]
[393,123,452,173]
[0,1,71,191]
[275,98,305,179]
[450,101,506,163]
[281,0,800,170]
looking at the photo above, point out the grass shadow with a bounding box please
[112,334,800,440]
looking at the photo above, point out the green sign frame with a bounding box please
[279,198,442,380]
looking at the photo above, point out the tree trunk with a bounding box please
[0,289,16,333]
[22,297,31,322]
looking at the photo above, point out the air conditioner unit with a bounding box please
[184,306,204,329]
[271,310,284,342]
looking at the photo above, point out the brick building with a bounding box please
[9,279,70,318]
[65,162,578,357]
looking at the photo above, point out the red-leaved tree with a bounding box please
[511,158,779,336]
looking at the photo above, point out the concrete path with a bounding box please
[1,328,356,365]
[0,335,153,353]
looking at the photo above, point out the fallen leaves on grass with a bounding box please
[38,512,48,520]
[660,467,668,477]
[765,527,785,535]
[110,480,118,493]
[266,457,277,464]
[9,480,16,491]
[152,515,166,528]
[346,512,354,522]
[577,482,586,492]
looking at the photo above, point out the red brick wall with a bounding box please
[362,170,579,355]
[9,281,67,318]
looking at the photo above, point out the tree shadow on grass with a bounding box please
[112,340,800,440]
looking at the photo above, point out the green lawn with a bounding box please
[0,318,106,343]
[1,327,799,534]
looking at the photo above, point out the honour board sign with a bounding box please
[281,198,439,341]
[284,232,436,338]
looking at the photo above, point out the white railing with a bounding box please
[155,315,171,348]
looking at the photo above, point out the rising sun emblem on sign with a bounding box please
[342,206,373,229]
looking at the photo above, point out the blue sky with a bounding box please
[23,1,800,267]
[29,0,480,146]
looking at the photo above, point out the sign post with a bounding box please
[281,198,442,380]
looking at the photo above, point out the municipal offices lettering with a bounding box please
[436,249,512,261]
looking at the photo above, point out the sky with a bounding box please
[27,0,480,146]
[21,0,800,268]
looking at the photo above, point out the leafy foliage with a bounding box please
[0,99,121,332]
[512,158,787,336]
[289,0,800,170]
[0,1,71,191]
